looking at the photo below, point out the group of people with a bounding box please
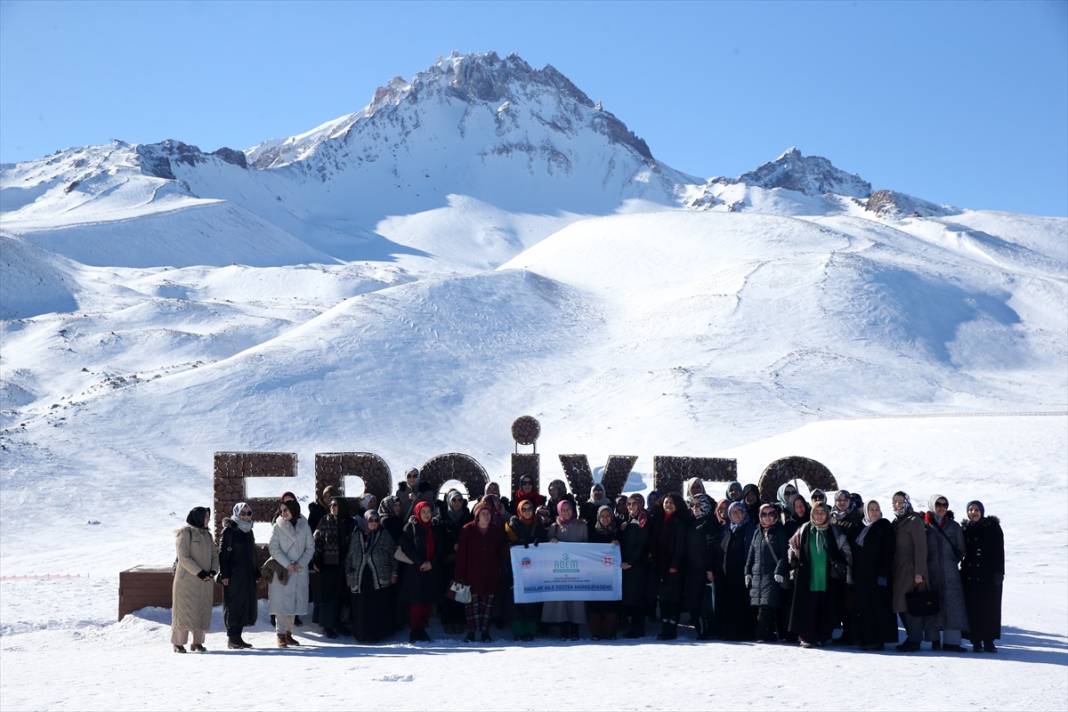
[170,470,1004,656]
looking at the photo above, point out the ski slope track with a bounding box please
[1,51,1066,711]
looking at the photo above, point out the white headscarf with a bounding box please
[231,502,253,532]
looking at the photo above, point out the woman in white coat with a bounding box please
[269,499,314,647]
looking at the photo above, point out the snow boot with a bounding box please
[190,643,206,653]
[284,631,301,646]
[173,644,186,654]
[276,634,288,648]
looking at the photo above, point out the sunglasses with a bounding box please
[240,511,253,517]
[760,513,776,518]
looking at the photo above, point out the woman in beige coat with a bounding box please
[172,506,219,653]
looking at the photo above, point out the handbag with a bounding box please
[447,581,472,604]
[905,586,940,617]
[393,545,414,565]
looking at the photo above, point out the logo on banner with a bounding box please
[553,553,580,573]
[602,554,615,566]
[520,557,532,569]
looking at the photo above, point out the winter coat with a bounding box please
[172,525,219,631]
[219,518,259,629]
[581,499,613,536]
[267,516,314,615]
[891,512,929,613]
[346,528,396,593]
[683,514,721,612]
[307,501,328,533]
[505,515,547,548]
[619,514,652,608]
[745,522,789,607]
[853,518,898,644]
[830,506,864,544]
[542,518,589,623]
[399,519,441,604]
[962,516,1004,641]
[787,522,848,635]
[455,521,508,596]
[924,512,967,631]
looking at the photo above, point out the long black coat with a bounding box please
[399,519,441,605]
[219,518,259,629]
[652,512,688,605]
[683,515,721,612]
[619,515,652,608]
[787,523,847,640]
[853,518,898,644]
[745,522,789,607]
[962,516,1004,642]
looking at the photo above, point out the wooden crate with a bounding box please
[118,566,300,620]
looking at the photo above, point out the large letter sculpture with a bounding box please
[315,452,392,511]
[653,456,737,496]
[559,454,638,502]
[757,456,838,503]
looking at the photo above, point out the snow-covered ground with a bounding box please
[0,414,1065,711]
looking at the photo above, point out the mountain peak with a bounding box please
[739,147,871,198]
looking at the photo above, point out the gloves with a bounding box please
[774,574,784,584]
[877,576,888,587]
[745,575,752,588]
[196,570,210,580]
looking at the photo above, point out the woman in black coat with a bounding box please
[619,493,652,638]
[683,494,720,639]
[717,501,756,640]
[400,501,441,642]
[787,503,849,647]
[505,499,547,641]
[439,490,472,634]
[962,500,1004,653]
[745,503,789,642]
[311,497,351,638]
[219,502,260,649]
[783,494,810,540]
[853,500,898,650]
[588,505,621,640]
[346,509,398,642]
[652,492,689,640]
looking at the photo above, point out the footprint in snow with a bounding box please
[376,674,414,683]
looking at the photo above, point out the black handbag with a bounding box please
[905,587,939,617]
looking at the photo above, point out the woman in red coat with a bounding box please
[454,501,508,642]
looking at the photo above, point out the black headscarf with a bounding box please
[186,506,210,529]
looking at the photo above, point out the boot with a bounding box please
[285,631,301,646]
[656,620,677,640]
[972,640,984,653]
[227,638,244,650]
[173,644,187,654]
[985,641,998,653]
[238,638,254,649]
[277,633,288,648]
[190,643,206,653]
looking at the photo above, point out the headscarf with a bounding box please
[810,488,827,503]
[231,502,253,533]
[280,491,296,501]
[926,493,949,526]
[788,494,811,524]
[692,493,714,518]
[186,506,210,529]
[379,495,399,517]
[413,500,436,560]
[856,499,882,546]
[776,483,797,509]
[594,505,617,538]
[809,504,831,552]
[834,489,854,512]
[319,485,340,507]
[548,479,568,500]
[725,481,742,502]
[282,499,301,526]
[741,484,760,504]
[627,493,648,527]
[556,499,575,524]
[516,498,536,522]
[687,479,707,497]
[893,491,913,517]
[758,503,777,529]
[446,489,467,522]
[966,500,985,518]
[714,498,729,525]
[727,501,748,531]
[589,483,610,508]
[472,500,493,527]
[360,494,378,513]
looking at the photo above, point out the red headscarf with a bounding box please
[413,501,435,560]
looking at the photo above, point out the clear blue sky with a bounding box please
[2,0,1066,215]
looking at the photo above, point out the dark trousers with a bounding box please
[755,604,782,641]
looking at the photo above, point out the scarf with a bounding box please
[594,505,618,538]
[231,502,253,533]
[810,522,829,553]
[413,501,435,560]
[186,506,210,529]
